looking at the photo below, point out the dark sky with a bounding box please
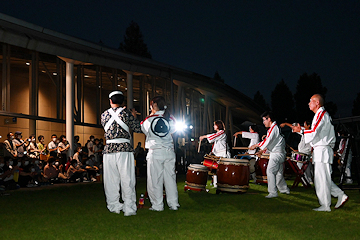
[2,1,360,118]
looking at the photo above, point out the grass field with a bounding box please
[1,175,359,240]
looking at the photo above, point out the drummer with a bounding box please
[233,125,260,156]
[249,111,290,198]
[234,125,260,180]
[199,120,231,187]
[280,121,313,184]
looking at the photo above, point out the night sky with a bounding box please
[2,1,360,118]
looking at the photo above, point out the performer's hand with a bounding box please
[199,136,206,142]
[130,108,138,118]
[249,144,257,150]
[280,123,286,128]
[233,131,242,137]
[256,149,264,157]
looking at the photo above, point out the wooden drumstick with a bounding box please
[232,147,249,150]
[286,144,296,152]
[198,140,201,153]
[233,136,237,147]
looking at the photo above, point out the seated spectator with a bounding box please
[30,158,47,184]
[0,158,19,190]
[4,132,17,160]
[58,135,70,165]
[13,131,30,159]
[66,160,86,182]
[85,155,99,182]
[93,138,102,164]
[18,157,39,188]
[48,134,59,158]
[27,135,40,159]
[43,157,61,182]
[73,147,83,166]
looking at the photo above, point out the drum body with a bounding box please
[217,158,250,193]
[186,164,208,190]
[202,159,219,170]
[291,152,310,162]
[255,156,269,183]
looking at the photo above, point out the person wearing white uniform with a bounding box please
[336,132,353,184]
[141,96,180,211]
[249,111,290,198]
[293,94,348,211]
[280,121,313,183]
[199,120,231,187]
[234,125,260,179]
[101,91,142,216]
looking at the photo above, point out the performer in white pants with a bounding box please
[141,96,180,211]
[280,121,313,183]
[101,91,142,216]
[293,94,348,212]
[199,120,231,187]
[249,111,290,198]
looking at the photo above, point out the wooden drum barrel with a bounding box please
[255,155,269,184]
[217,158,250,193]
[185,164,208,191]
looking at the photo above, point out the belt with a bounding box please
[106,138,130,144]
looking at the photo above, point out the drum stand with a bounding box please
[287,158,311,188]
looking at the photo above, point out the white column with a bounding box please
[127,72,133,109]
[66,62,74,156]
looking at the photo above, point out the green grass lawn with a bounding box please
[1,175,359,240]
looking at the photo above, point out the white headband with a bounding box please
[109,91,123,98]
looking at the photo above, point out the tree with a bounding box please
[271,79,295,123]
[119,21,152,59]
[253,91,269,111]
[213,71,224,83]
[352,92,360,116]
[293,73,327,122]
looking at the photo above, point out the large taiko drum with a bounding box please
[255,155,269,184]
[185,164,209,191]
[216,158,250,193]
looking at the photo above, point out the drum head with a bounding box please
[219,158,249,165]
[188,164,208,171]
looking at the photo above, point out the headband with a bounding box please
[109,91,123,98]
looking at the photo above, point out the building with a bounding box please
[0,13,263,156]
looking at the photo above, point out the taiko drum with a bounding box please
[216,158,250,193]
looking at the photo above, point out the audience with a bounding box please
[1,132,103,191]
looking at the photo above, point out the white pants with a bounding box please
[267,152,289,194]
[313,146,344,207]
[147,148,179,211]
[103,152,137,214]
[314,162,343,207]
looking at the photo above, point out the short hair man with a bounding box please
[101,90,142,216]
[249,111,290,198]
[293,94,348,211]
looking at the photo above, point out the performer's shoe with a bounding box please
[149,207,163,212]
[345,179,353,184]
[335,194,349,209]
[169,206,178,211]
[280,190,290,195]
[265,193,278,198]
[313,206,331,212]
[124,211,137,217]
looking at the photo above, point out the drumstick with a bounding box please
[233,136,237,147]
[236,153,255,156]
[232,147,249,150]
[198,140,201,153]
[286,144,296,152]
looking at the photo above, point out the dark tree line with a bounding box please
[254,73,339,124]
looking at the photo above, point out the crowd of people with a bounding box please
[0,133,106,191]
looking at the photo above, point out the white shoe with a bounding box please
[124,212,136,216]
[280,190,290,195]
[169,206,178,211]
[335,194,349,209]
[345,179,353,184]
[313,206,331,212]
[265,193,278,198]
[149,207,163,212]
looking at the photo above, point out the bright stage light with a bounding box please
[175,121,187,132]
[189,125,193,129]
